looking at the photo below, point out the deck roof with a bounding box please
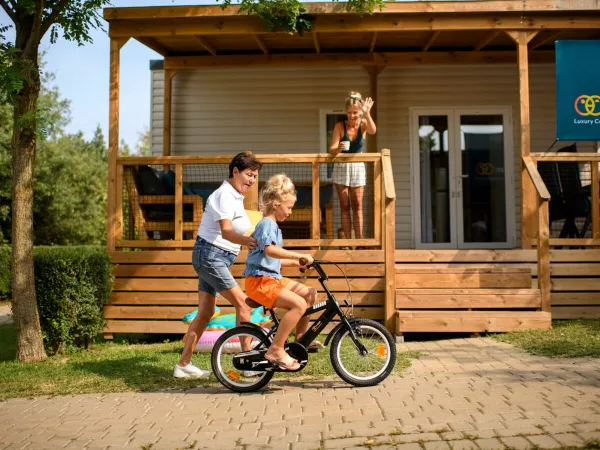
[103,1,600,58]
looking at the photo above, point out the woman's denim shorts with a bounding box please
[192,237,238,297]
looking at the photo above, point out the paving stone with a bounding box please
[525,435,564,449]
[394,444,423,450]
[500,436,535,449]
[290,441,324,450]
[323,436,369,449]
[577,431,600,442]
[447,440,478,450]
[551,432,585,447]
[423,440,451,450]
[472,438,505,450]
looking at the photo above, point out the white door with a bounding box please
[411,108,515,249]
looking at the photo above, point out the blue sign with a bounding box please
[556,40,600,141]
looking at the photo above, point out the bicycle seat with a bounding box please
[245,298,262,309]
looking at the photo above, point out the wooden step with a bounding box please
[395,268,532,289]
[396,311,551,333]
[396,288,542,309]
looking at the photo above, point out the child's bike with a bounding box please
[211,259,397,392]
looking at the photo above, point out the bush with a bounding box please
[0,246,9,300]
[33,246,113,354]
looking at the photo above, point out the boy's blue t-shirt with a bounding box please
[243,218,283,279]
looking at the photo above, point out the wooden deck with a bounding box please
[105,250,386,336]
[104,248,600,338]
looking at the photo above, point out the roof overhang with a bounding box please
[103,1,600,60]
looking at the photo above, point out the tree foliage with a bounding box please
[221,0,385,34]
[0,68,108,246]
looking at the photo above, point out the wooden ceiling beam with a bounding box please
[369,32,377,53]
[109,15,600,37]
[474,30,501,51]
[193,35,217,55]
[253,34,269,54]
[505,30,539,46]
[313,32,321,53]
[104,1,600,20]
[529,30,562,50]
[164,50,554,70]
[134,37,169,56]
[422,31,440,52]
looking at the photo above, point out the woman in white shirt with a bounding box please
[174,152,262,378]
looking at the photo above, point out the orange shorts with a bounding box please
[245,276,291,309]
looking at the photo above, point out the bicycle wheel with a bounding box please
[211,326,274,393]
[330,318,396,387]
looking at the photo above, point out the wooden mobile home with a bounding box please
[103,0,600,338]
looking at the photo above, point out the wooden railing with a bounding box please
[108,152,393,251]
[381,149,396,330]
[523,156,551,313]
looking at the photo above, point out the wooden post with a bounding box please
[363,65,385,153]
[592,163,599,247]
[537,198,550,312]
[175,163,183,242]
[505,30,538,249]
[163,69,177,161]
[373,158,382,243]
[115,164,124,243]
[312,161,320,242]
[382,149,396,332]
[107,37,129,252]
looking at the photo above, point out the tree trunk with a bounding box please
[11,47,47,362]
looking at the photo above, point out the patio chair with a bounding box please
[537,160,568,232]
[556,144,592,238]
[123,165,203,240]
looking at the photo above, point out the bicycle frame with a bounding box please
[241,261,368,356]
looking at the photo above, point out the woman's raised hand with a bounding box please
[362,97,374,115]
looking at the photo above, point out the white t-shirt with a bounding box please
[198,180,250,254]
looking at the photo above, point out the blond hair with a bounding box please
[345,91,363,110]
[259,174,297,215]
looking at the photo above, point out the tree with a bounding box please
[34,132,107,245]
[135,126,151,157]
[1,0,110,363]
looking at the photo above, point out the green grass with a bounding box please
[0,324,418,401]
[491,320,600,358]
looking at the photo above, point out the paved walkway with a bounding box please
[1,338,600,450]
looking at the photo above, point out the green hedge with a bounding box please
[0,246,9,300]
[1,246,113,353]
[34,247,113,353]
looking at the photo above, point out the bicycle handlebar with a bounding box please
[299,258,328,280]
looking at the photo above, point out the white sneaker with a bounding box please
[173,363,211,379]
[243,370,262,377]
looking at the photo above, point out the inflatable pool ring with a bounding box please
[181,307,273,352]
[195,330,242,353]
[182,306,220,325]
[203,307,272,331]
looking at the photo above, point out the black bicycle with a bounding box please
[211,259,397,392]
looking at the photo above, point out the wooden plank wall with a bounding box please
[550,250,600,319]
[106,250,386,336]
[395,249,600,321]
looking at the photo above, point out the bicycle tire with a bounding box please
[330,318,396,387]
[211,326,274,393]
